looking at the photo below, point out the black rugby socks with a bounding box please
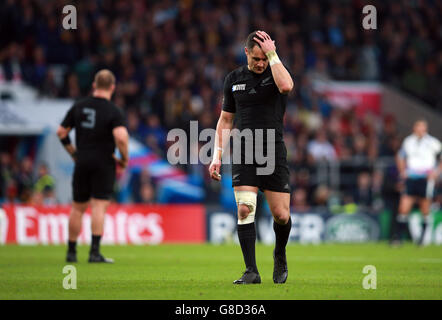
[273,217,292,256]
[68,240,77,254]
[419,219,428,244]
[90,234,102,255]
[396,214,408,240]
[237,223,258,273]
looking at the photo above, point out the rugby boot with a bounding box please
[233,267,261,284]
[88,252,114,263]
[66,251,77,263]
[273,249,288,284]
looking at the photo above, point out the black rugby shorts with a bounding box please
[72,157,116,202]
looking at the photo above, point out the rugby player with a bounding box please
[394,119,442,245]
[57,69,129,263]
[209,31,294,284]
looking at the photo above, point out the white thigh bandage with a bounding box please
[234,190,257,225]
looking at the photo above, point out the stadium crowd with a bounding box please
[0,151,56,205]
[0,0,441,213]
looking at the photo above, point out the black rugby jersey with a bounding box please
[61,96,125,160]
[222,65,292,143]
[222,65,293,161]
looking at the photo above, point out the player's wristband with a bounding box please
[265,50,281,66]
[60,136,71,145]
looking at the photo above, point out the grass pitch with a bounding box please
[0,243,441,300]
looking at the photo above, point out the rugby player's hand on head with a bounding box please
[253,31,276,54]
[209,158,222,181]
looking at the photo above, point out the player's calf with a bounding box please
[234,191,259,282]
[272,215,292,284]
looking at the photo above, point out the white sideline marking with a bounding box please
[289,256,442,263]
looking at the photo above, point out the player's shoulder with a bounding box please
[101,98,118,109]
[225,65,248,82]
[93,97,121,113]
[108,103,125,120]
[109,101,123,113]
[70,96,91,109]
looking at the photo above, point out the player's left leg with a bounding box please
[264,190,291,284]
[67,162,91,262]
[418,197,432,246]
[88,161,115,263]
[395,194,415,244]
[66,201,89,262]
[233,185,261,284]
[88,198,114,263]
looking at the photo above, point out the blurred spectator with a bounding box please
[291,188,311,213]
[0,152,13,200]
[16,157,33,203]
[33,164,56,205]
[352,171,373,210]
[358,35,380,81]
[130,168,154,203]
[312,184,331,213]
[140,114,167,151]
[307,129,337,163]
[139,182,155,204]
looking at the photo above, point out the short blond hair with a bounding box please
[93,69,116,90]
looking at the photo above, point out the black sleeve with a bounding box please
[60,105,75,128]
[221,73,236,113]
[110,106,126,129]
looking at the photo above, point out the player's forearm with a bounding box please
[64,144,77,160]
[214,117,233,161]
[266,51,293,94]
[113,127,129,162]
[116,138,129,162]
[57,126,76,160]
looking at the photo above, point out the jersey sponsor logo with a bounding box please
[232,84,246,92]
[260,76,272,86]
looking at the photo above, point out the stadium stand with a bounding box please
[0,0,441,216]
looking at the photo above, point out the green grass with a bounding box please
[0,243,441,300]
